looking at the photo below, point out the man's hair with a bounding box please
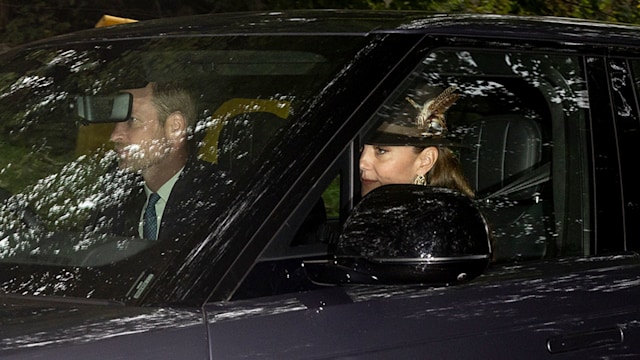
[151,82,197,129]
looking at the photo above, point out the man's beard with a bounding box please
[116,140,171,174]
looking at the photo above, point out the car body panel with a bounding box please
[206,255,640,359]
[21,11,640,48]
[2,256,638,359]
[0,298,207,358]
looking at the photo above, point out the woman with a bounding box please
[360,86,474,198]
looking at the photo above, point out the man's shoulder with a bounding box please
[166,158,228,219]
[173,158,229,199]
[182,158,226,181]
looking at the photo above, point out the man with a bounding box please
[110,82,192,194]
[91,81,224,242]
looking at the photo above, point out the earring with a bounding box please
[414,174,427,186]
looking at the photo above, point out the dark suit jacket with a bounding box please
[88,159,226,242]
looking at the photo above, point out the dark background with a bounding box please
[0,0,638,47]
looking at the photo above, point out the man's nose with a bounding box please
[109,122,126,143]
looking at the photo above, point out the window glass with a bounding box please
[0,35,368,301]
[236,49,593,301]
[362,49,591,262]
[233,146,353,300]
[618,58,640,251]
[631,59,640,96]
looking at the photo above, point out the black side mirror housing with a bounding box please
[305,185,491,286]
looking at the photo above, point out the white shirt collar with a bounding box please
[144,167,184,201]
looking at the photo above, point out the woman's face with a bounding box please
[359,144,424,196]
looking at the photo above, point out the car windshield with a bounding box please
[0,35,368,302]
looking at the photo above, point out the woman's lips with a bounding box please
[361,178,377,189]
[360,178,378,195]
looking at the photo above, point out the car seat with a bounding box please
[215,111,288,173]
[198,98,290,173]
[198,98,329,247]
[461,115,551,262]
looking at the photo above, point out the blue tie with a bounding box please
[143,193,161,240]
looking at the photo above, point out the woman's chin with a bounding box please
[361,183,378,196]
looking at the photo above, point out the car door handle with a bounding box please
[546,327,624,354]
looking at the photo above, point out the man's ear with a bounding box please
[165,112,187,140]
[417,146,439,175]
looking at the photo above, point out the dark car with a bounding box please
[0,10,639,359]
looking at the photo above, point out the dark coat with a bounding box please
[88,159,226,242]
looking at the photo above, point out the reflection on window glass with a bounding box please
[631,60,640,103]
[0,34,366,301]
[364,49,590,263]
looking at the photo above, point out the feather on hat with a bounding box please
[366,85,462,147]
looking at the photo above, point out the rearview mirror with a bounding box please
[304,185,491,286]
[75,93,133,123]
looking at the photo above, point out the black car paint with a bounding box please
[2,255,638,358]
[205,255,640,359]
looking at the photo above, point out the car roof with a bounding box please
[18,10,640,49]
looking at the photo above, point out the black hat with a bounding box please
[365,86,462,147]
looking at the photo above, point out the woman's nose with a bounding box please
[359,145,372,170]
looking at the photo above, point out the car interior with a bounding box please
[460,114,549,261]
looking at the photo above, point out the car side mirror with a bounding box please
[75,93,133,123]
[304,184,491,286]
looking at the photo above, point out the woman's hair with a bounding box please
[415,146,475,198]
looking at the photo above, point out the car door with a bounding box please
[204,255,640,359]
[203,39,640,358]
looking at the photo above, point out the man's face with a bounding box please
[109,84,171,173]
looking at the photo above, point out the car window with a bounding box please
[0,35,371,302]
[231,145,354,299]
[631,59,640,93]
[616,58,640,250]
[231,48,594,300]
[363,48,592,262]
